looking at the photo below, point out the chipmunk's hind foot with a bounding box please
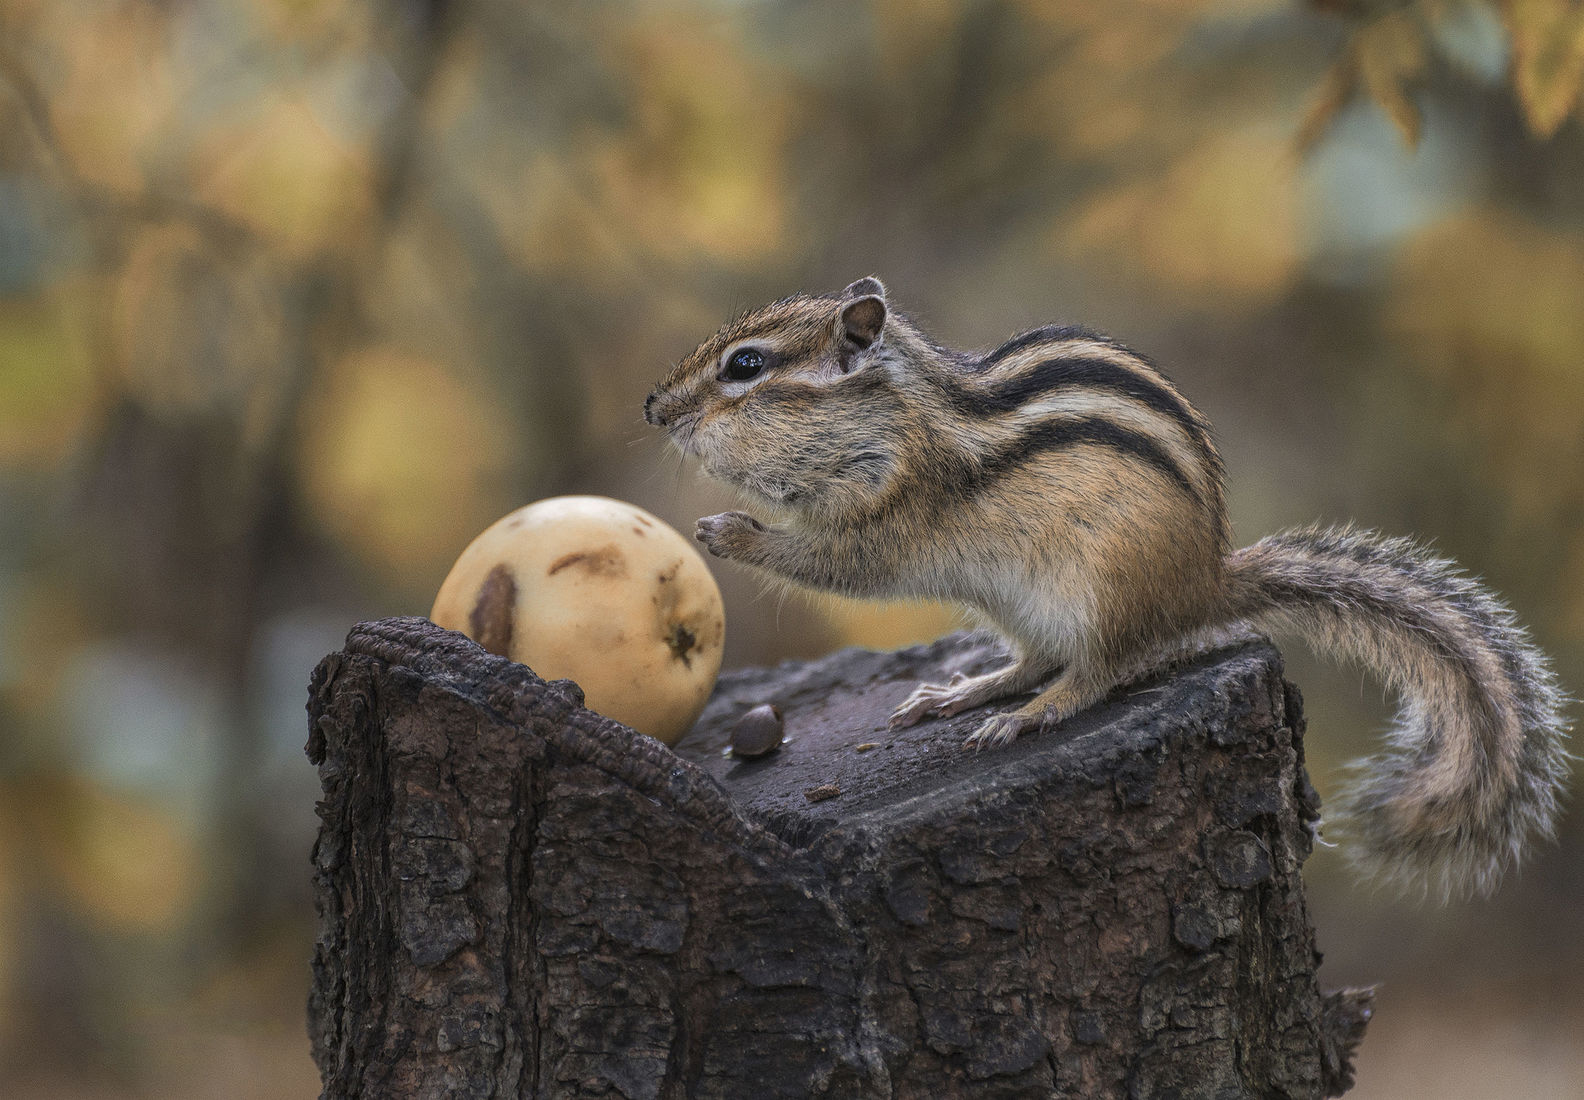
[888,658,1054,729]
[962,665,1109,750]
[964,709,1048,750]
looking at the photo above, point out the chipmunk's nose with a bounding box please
[644,389,674,427]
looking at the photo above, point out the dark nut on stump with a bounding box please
[729,704,784,758]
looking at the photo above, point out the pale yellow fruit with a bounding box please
[430,496,725,746]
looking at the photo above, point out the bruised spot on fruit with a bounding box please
[633,513,655,528]
[469,564,516,656]
[667,622,697,668]
[547,544,626,578]
[632,526,646,537]
[657,562,679,585]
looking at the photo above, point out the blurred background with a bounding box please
[1,0,1581,1096]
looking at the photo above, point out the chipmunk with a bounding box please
[644,277,1570,899]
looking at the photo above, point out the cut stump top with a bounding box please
[677,630,1307,850]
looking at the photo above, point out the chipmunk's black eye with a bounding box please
[722,347,766,382]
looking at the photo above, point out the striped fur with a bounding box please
[647,279,1571,899]
[1225,527,1570,899]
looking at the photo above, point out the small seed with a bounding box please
[729,704,784,758]
[804,783,841,803]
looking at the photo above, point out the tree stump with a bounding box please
[306,616,1371,1099]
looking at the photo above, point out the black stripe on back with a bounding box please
[975,416,1199,502]
[932,355,1218,477]
[980,324,1115,368]
[944,331,1216,478]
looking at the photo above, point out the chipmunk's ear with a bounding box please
[839,280,887,351]
[841,276,886,301]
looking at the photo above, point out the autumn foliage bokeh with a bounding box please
[0,1,1581,1097]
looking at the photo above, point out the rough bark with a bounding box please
[306,616,1371,1099]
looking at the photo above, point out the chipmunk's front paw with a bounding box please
[695,511,766,559]
[888,673,974,728]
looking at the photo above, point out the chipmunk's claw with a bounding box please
[963,712,1029,750]
[888,672,975,728]
[963,706,1059,751]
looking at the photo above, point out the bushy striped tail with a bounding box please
[1224,526,1570,900]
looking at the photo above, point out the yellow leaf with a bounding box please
[1297,53,1360,152]
[40,779,203,933]
[43,3,176,194]
[189,94,375,259]
[1504,0,1584,137]
[1060,129,1302,308]
[584,17,791,265]
[296,347,517,583]
[1355,10,1430,146]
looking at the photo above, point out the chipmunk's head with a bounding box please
[645,277,915,516]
